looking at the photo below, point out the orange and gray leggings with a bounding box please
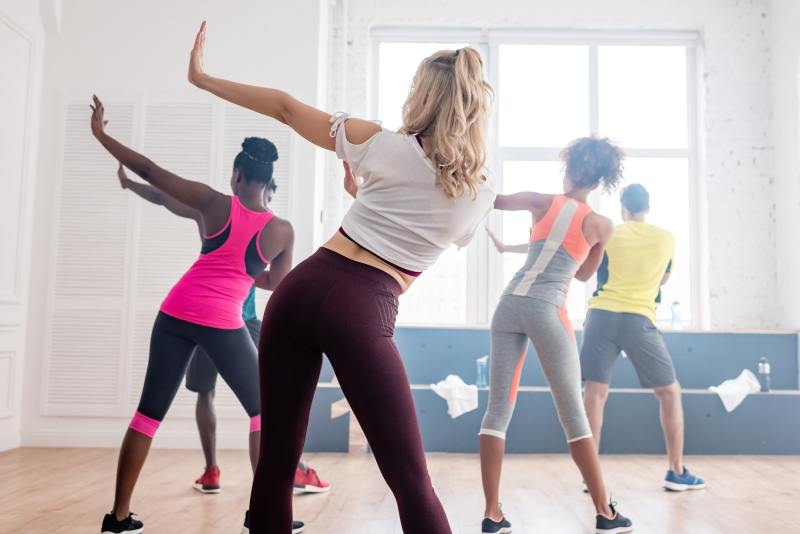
[479,294,593,443]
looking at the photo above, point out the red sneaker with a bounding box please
[193,464,221,494]
[293,465,330,494]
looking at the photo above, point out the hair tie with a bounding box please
[242,150,271,165]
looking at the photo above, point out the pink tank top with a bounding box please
[160,196,275,329]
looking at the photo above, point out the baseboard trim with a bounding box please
[0,432,21,452]
[23,429,249,450]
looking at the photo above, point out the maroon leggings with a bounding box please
[248,248,451,533]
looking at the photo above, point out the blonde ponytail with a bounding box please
[399,47,493,199]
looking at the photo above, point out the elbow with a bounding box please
[575,271,592,282]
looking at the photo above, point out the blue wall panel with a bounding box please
[414,389,800,455]
[395,328,799,390]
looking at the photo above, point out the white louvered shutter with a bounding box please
[44,101,135,415]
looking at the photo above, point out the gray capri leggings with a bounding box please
[479,294,592,443]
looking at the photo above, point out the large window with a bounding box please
[372,30,700,327]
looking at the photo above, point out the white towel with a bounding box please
[431,374,479,418]
[709,369,761,412]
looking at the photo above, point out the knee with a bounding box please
[196,390,216,408]
[129,411,160,438]
[655,381,681,402]
[583,381,609,405]
[480,400,515,439]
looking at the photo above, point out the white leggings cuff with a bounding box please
[566,432,594,443]
[478,428,507,440]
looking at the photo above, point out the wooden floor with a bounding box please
[2,448,799,533]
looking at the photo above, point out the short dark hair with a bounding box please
[559,136,625,193]
[233,137,278,186]
[621,183,650,214]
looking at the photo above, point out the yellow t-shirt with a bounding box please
[589,221,674,324]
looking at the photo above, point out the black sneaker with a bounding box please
[241,510,305,533]
[101,512,144,533]
[595,501,633,533]
[481,515,512,533]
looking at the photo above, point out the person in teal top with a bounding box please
[117,165,329,496]
[241,285,259,322]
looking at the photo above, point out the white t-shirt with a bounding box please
[330,113,496,273]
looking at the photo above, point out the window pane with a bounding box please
[596,158,692,324]
[499,45,589,147]
[598,46,688,149]
[378,42,468,131]
[378,42,472,325]
[397,246,468,324]
[500,161,587,320]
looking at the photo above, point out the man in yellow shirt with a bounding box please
[581,184,705,491]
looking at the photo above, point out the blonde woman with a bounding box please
[188,22,495,534]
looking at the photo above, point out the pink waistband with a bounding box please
[130,411,160,438]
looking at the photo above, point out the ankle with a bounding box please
[669,463,684,474]
[114,510,129,522]
[484,504,503,522]
[597,504,614,519]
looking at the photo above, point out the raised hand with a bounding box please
[485,226,506,253]
[89,94,108,139]
[188,21,208,87]
[343,161,359,199]
[117,163,129,189]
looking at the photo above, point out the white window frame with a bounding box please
[370,27,707,329]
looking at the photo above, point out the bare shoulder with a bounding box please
[268,216,294,240]
[591,213,615,239]
[343,118,382,145]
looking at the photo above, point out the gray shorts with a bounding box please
[580,309,676,389]
[186,318,261,393]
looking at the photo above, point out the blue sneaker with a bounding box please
[663,467,706,492]
[481,504,512,533]
[481,516,512,533]
[595,501,633,533]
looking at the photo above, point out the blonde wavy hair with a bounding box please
[399,47,494,199]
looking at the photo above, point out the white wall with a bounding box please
[771,0,800,329]
[21,0,330,449]
[0,0,45,451]
[328,0,779,329]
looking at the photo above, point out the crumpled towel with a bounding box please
[709,369,761,412]
[431,374,479,419]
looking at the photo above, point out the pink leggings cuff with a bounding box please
[130,411,160,437]
[250,415,261,433]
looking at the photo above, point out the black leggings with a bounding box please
[248,248,451,534]
[136,312,261,425]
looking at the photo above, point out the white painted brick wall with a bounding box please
[326,0,779,329]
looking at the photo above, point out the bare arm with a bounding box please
[253,220,294,291]
[486,227,528,254]
[661,259,673,286]
[575,217,614,282]
[90,96,224,214]
[188,22,379,151]
[118,164,200,221]
[494,192,551,212]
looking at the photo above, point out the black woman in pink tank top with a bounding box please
[88,96,305,534]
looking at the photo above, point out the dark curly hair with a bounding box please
[559,136,624,193]
[234,137,279,186]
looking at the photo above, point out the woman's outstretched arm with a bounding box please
[117,164,201,221]
[187,21,379,151]
[90,95,225,215]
